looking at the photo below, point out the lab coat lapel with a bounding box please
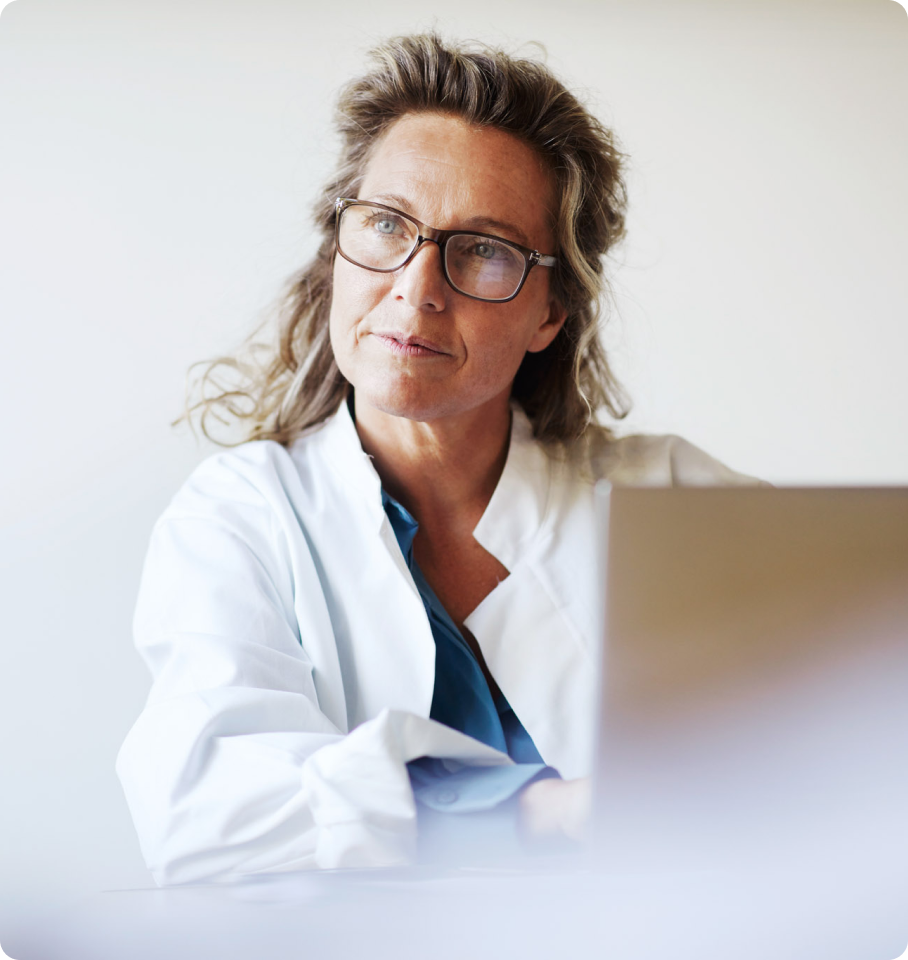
[303,403,437,725]
[466,409,599,780]
[308,402,599,772]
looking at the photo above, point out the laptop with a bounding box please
[592,485,908,878]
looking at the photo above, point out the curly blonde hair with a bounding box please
[188,33,629,446]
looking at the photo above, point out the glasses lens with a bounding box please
[337,203,418,270]
[444,234,526,301]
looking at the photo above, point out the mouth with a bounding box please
[372,332,450,358]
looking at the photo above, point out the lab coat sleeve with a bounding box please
[116,468,510,886]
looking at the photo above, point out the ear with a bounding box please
[526,297,568,354]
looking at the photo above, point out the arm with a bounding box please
[116,469,509,886]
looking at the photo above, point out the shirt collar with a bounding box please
[381,489,418,562]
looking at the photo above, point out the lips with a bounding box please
[372,332,449,357]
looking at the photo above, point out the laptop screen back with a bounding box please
[593,486,908,875]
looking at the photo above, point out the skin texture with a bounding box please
[329,112,588,839]
[329,111,566,432]
[519,776,592,842]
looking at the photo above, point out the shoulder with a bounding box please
[165,414,344,518]
[138,432,340,628]
[578,425,766,487]
[164,439,305,525]
[154,405,382,553]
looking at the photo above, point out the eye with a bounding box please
[472,242,499,260]
[466,239,515,261]
[375,218,398,235]
[365,213,406,236]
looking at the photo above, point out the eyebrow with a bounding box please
[367,193,533,249]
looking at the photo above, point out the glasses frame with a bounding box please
[334,197,558,304]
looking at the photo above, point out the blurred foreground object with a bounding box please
[594,486,908,888]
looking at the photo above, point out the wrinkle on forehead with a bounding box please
[358,112,558,251]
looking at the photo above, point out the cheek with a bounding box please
[329,261,381,340]
[460,313,535,389]
[472,302,547,362]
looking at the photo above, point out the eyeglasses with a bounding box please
[334,198,558,303]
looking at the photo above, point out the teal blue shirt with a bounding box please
[382,491,558,812]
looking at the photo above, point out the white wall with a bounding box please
[1,0,905,933]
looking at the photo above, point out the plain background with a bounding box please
[0,0,905,934]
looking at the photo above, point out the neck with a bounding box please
[353,393,512,534]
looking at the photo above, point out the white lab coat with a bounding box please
[116,402,760,885]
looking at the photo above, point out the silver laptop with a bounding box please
[592,485,908,879]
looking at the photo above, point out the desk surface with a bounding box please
[5,863,907,960]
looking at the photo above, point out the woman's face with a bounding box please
[328,112,566,425]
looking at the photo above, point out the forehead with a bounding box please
[358,112,556,248]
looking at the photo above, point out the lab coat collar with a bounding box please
[472,405,551,571]
[315,397,386,530]
[314,399,552,555]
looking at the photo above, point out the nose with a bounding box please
[392,239,448,312]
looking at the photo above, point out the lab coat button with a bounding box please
[434,789,458,805]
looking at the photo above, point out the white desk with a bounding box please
[6,862,906,960]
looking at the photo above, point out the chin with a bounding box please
[357,383,456,423]
[354,369,502,424]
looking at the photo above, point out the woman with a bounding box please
[117,34,758,885]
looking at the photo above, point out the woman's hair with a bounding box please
[189,33,629,446]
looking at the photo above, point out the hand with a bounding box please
[518,776,592,842]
